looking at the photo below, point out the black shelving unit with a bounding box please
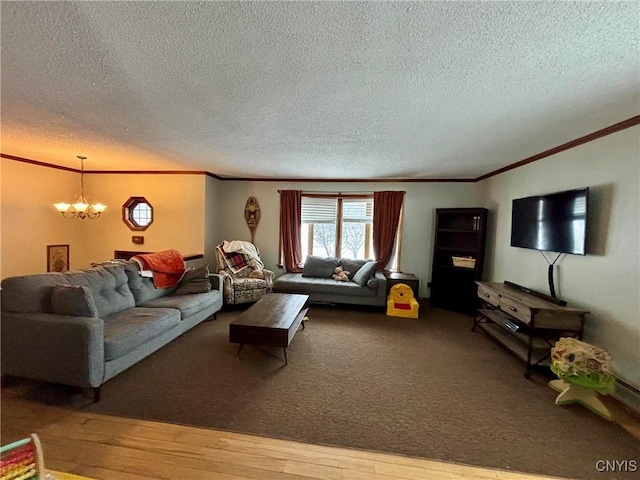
[429,208,488,314]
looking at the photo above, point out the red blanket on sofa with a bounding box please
[131,249,186,288]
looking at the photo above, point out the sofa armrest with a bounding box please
[208,273,224,291]
[374,271,388,306]
[0,311,105,388]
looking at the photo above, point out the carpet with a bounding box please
[83,305,638,479]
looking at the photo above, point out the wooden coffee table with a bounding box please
[229,293,309,364]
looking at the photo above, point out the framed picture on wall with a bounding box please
[47,244,69,272]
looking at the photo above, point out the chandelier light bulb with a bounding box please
[73,200,89,212]
[54,202,71,212]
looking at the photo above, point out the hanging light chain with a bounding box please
[78,156,86,199]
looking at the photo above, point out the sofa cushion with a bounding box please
[352,261,378,287]
[274,274,376,298]
[0,265,134,316]
[124,261,177,305]
[174,265,211,295]
[140,290,220,319]
[50,284,99,318]
[302,256,339,278]
[74,265,136,318]
[102,307,181,361]
[339,258,367,280]
[1,273,67,314]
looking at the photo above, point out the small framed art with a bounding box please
[47,244,69,272]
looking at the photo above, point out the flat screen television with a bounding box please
[511,188,589,255]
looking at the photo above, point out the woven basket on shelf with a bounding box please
[452,256,476,269]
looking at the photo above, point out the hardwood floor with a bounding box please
[2,383,638,480]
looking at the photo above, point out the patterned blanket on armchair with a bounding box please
[217,240,264,274]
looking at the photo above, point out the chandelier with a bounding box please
[53,156,107,219]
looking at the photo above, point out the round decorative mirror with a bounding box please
[122,196,154,231]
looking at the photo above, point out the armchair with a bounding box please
[386,283,419,318]
[216,241,275,305]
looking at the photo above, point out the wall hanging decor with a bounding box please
[244,196,261,244]
[47,244,69,272]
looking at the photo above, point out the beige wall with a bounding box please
[477,126,640,392]
[204,175,223,268]
[216,181,479,298]
[1,159,84,278]
[1,161,209,277]
[81,173,207,267]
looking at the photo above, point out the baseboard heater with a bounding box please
[613,377,640,414]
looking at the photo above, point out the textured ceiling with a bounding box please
[1,1,638,179]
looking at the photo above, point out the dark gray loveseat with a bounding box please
[0,261,222,401]
[273,256,387,307]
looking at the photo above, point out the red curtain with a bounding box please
[279,190,303,273]
[373,191,405,270]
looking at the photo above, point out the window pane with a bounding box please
[341,199,373,259]
[132,202,152,226]
[301,224,338,258]
[302,197,337,258]
[341,223,367,258]
[300,195,378,261]
[313,223,336,257]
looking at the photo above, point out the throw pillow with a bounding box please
[51,284,99,318]
[174,265,211,295]
[340,258,367,280]
[352,260,378,287]
[301,256,339,278]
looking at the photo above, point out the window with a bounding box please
[341,198,374,258]
[301,195,373,260]
[122,196,154,231]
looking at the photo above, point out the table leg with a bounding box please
[236,343,244,359]
[283,347,288,365]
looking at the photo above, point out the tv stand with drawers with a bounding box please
[503,280,567,306]
[473,281,588,378]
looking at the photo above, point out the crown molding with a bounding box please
[219,176,475,182]
[3,115,638,182]
[475,115,640,181]
[0,154,80,173]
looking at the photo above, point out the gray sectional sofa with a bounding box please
[0,261,222,401]
[273,256,387,307]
